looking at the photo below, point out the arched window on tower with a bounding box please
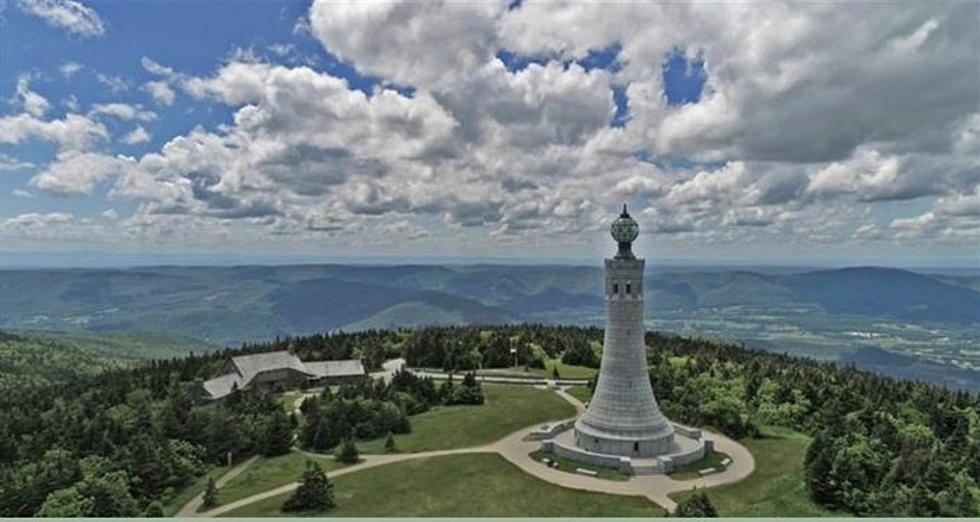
[626,283,631,294]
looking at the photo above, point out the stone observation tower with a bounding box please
[573,204,675,457]
[535,205,709,473]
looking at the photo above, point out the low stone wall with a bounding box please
[529,419,576,440]
[632,461,666,475]
[541,438,634,474]
[659,434,713,472]
[672,424,702,439]
[540,421,714,475]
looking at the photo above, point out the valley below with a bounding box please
[1,263,978,391]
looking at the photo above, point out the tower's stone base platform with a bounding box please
[540,423,712,475]
[573,418,675,457]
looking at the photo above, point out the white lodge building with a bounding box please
[201,350,365,400]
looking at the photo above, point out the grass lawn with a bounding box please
[529,449,630,481]
[565,385,592,403]
[215,451,348,508]
[477,359,598,380]
[220,453,664,517]
[162,464,230,516]
[668,449,731,480]
[278,391,303,412]
[350,384,576,454]
[670,426,840,517]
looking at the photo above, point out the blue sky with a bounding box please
[0,1,977,267]
[2,1,312,215]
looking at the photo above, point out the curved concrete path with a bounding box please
[490,390,754,512]
[203,446,498,517]
[182,387,754,517]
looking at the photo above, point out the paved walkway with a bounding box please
[182,387,754,517]
[411,368,590,387]
[204,446,498,517]
[381,358,590,386]
[490,390,755,512]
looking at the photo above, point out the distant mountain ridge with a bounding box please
[777,267,980,323]
[268,277,515,332]
[2,263,978,390]
[1,264,978,342]
[645,266,980,323]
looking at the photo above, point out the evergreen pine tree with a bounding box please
[335,437,360,463]
[805,430,837,505]
[144,501,164,517]
[262,409,294,456]
[282,461,334,513]
[160,375,191,439]
[447,372,485,405]
[202,477,218,510]
[673,490,718,517]
[440,374,454,403]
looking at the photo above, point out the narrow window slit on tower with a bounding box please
[626,283,631,294]
[613,283,618,294]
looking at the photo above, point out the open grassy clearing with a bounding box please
[348,384,576,454]
[565,385,592,403]
[161,464,230,516]
[670,426,840,517]
[278,391,304,412]
[181,385,572,512]
[219,453,664,517]
[214,451,347,508]
[528,449,630,481]
[668,449,731,480]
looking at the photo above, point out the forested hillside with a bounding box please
[0,331,130,391]
[0,326,976,517]
[0,330,216,393]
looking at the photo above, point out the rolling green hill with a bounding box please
[14,329,217,360]
[0,331,128,390]
[0,329,215,391]
[344,301,490,331]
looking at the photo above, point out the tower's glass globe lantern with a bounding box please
[610,205,639,244]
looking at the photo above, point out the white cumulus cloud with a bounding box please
[16,0,105,37]
[122,126,151,145]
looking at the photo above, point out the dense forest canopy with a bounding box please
[0,325,976,517]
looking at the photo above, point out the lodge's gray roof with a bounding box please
[202,373,242,400]
[305,359,365,378]
[201,351,366,399]
[231,350,315,387]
